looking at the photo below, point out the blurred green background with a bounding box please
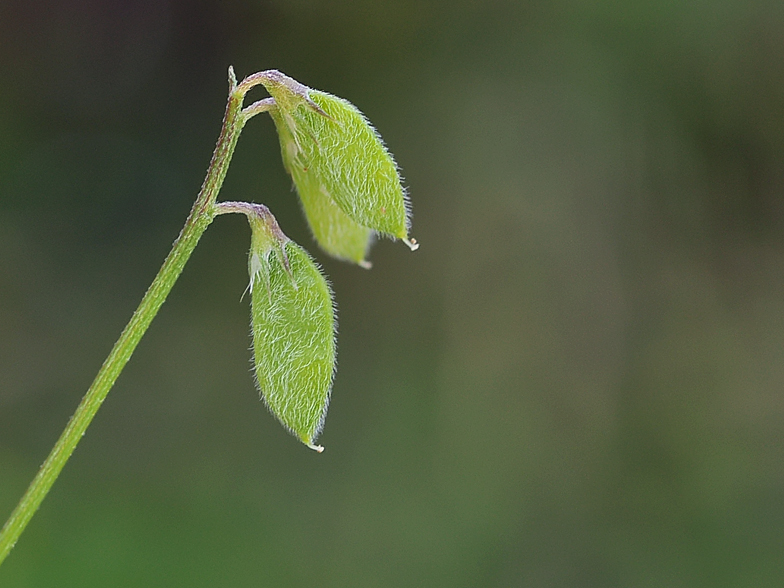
[2,0,784,586]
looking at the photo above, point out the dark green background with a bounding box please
[2,1,784,586]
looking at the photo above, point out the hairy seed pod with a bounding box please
[261,71,411,249]
[270,105,373,265]
[246,207,336,450]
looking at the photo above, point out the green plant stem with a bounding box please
[0,69,271,567]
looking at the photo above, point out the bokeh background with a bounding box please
[2,1,784,586]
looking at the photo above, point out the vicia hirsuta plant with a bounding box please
[0,68,417,566]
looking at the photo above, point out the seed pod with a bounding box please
[246,206,336,450]
[270,105,373,265]
[261,71,412,248]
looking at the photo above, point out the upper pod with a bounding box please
[260,71,412,248]
[269,104,374,265]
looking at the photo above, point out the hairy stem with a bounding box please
[0,68,266,566]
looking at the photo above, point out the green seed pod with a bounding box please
[270,105,374,265]
[261,71,413,249]
[246,205,336,451]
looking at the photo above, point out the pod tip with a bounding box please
[403,237,419,251]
